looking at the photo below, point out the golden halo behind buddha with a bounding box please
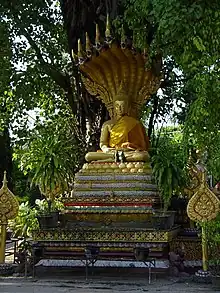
[76,18,162,118]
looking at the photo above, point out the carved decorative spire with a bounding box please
[95,24,101,45]
[105,14,111,39]
[71,49,78,62]
[187,164,220,222]
[2,171,8,189]
[77,39,83,58]
[0,171,19,225]
[86,32,91,52]
[74,16,162,118]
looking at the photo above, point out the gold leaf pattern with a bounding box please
[0,172,19,224]
[187,176,220,222]
[33,228,179,243]
[80,45,162,118]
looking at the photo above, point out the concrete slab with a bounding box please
[0,277,219,293]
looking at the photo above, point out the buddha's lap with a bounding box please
[85,150,149,162]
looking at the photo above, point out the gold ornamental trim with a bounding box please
[64,195,154,204]
[0,172,19,225]
[75,18,162,119]
[33,227,179,243]
[63,213,152,223]
[187,172,220,222]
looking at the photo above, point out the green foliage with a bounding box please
[202,214,220,275]
[119,0,220,155]
[121,0,219,68]
[151,126,187,210]
[35,198,64,215]
[9,197,64,239]
[12,160,42,205]
[0,0,77,146]
[13,113,80,199]
[1,0,220,202]
[9,202,39,238]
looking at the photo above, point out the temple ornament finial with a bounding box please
[77,38,83,58]
[71,49,77,61]
[2,171,8,189]
[86,32,92,53]
[95,24,101,45]
[74,16,162,119]
[105,14,111,39]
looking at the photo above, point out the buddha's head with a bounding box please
[114,100,129,118]
[114,82,130,118]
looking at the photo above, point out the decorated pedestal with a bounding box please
[33,161,180,263]
[63,161,159,227]
[32,160,180,264]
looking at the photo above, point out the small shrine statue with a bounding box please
[85,86,150,162]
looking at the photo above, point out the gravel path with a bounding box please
[0,278,219,293]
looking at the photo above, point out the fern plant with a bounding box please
[151,127,186,211]
[14,116,80,202]
[9,202,39,238]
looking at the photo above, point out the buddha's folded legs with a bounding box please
[85,151,149,162]
[85,152,115,162]
[124,151,149,162]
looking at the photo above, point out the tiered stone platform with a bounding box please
[63,161,159,225]
[33,161,180,266]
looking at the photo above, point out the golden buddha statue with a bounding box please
[75,18,162,163]
[85,93,150,162]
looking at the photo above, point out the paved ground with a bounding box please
[0,275,219,293]
[1,256,220,293]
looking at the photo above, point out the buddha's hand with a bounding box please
[121,142,136,150]
[101,146,115,153]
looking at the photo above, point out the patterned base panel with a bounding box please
[64,205,153,213]
[33,241,167,249]
[74,182,157,190]
[170,236,202,260]
[69,164,160,206]
[62,213,153,223]
[33,227,180,243]
[75,174,153,181]
[64,195,157,205]
[71,190,158,197]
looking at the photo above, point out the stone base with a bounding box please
[65,162,159,214]
[0,263,14,276]
[193,270,212,283]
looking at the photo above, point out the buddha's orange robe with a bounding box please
[109,116,149,151]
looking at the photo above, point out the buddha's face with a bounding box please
[114,100,129,117]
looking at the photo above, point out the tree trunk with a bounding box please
[148,94,159,139]
[0,126,13,191]
[60,0,120,154]
[60,0,119,51]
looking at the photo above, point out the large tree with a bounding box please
[118,0,220,148]
[0,21,13,188]
[1,0,220,187]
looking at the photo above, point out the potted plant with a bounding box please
[35,197,64,229]
[150,128,186,229]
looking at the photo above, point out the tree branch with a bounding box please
[21,29,77,114]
